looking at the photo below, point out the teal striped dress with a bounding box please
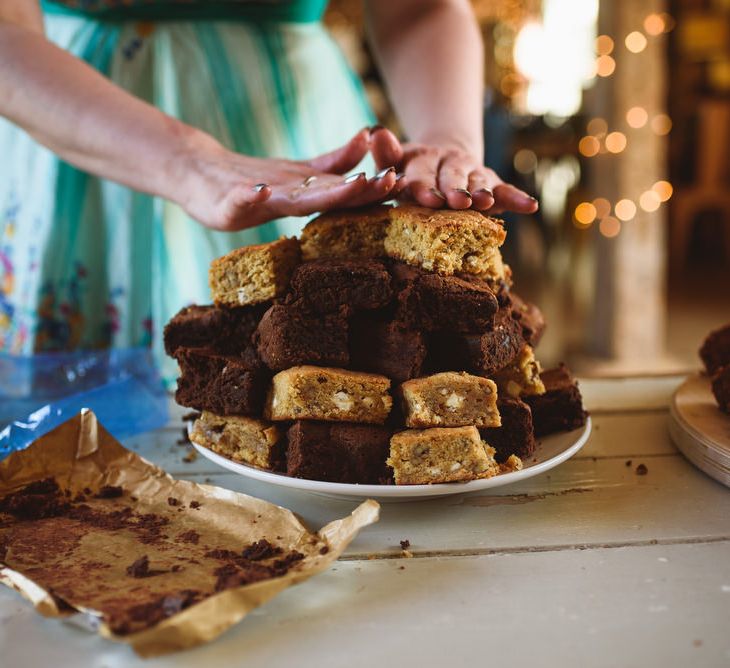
[0,0,374,383]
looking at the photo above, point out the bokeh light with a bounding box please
[599,216,621,238]
[651,114,672,135]
[574,202,597,226]
[513,149,538,174]
[652,180,673,202]
[626,106,649,128]
[605,131,627,153]
[643,13,665,36]
[586,117,608,136]
[596,55,616,77]
[615,199,637,221]
[596,34,614,55]
[639,190,661,212]
[625,31,648,53]
[578,136,600,157]
[593,197,611,218]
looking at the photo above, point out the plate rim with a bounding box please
[189,417,592,499]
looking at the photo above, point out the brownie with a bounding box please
[700,323,730,375]
[175,347,268,416]
[711,364,730,413]
[523,364,587,437]
[289,259,392,313]
[254,302,349,371]
[480,397,536,462]
[163,304,266,356]
[286,421,392,484]
[509,292,547,348]
[392,263,498,333]
[428,306,524,376]
[350,315,426,383]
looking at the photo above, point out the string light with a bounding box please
[586,117,608,136]
[652,180,673,202]
[651,114,672,135]
[625,31,648,53]
[615,199,637,221]
[626,106,648,128]
[605,131,627,153]
[596,34,614,55]
[599,216,621,238]
[593,198,611,218]
[643,13,665,36]
[596,55,616,77]
[513,148,538,174]
[578,136,600,157]
[639,190,661,212]
[574,202,597,226]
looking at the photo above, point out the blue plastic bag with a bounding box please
[0,348,168,458]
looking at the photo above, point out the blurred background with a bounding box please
[325,0,730,375]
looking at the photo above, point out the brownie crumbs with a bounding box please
[111,589,203,635]
[213,563,275,592]
[171,565,183,573]
[0,478,70,520]
[205,548,240,561]
[181,411,202,422]
[272,551,304,571]
[625,460,632,467]
[241,539,282,561]
[167,497,180,507]
[189,501,201,509]
[399,539,411,550]
[176,427,190,446]
[177,530,200,545]
[319,546,330,555]
[183,449,198,463]
[126,555,166,578]
[95,485,124,499]
[83,487,92,495]
[636,463,648,476]
[72,492,87,503]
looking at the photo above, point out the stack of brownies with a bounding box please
[700,323,730,413]
[164,204,587,485]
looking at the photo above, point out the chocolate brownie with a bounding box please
[350,315,426,383]
[524,364,587,437]
[286,421,392,483]
[392,262,498,333]
[289,259,392,313]
[509,292,547,347]
[700,323,730,375]
[254,303,349,371]
[164,304,266,356]
[480,397,536,462]
[175,347,268,416]
[711,364,730,413]
[428,306,524,376]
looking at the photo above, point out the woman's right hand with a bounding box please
[177,128,401,231]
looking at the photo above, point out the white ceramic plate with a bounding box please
[669,373,730,489]
[190,418,591,502]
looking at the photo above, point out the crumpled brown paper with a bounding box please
[0,409,379,657]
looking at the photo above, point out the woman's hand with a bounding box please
[178,128,399,231]
[370,127,538,215]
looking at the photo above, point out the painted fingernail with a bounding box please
[396,172,406,181]
[476,187,494,197]
[374,166,396,179]
[344,172,366,184]
[430,187,446,200]
[529,196,538,202]
[302,175,318,187]
[454,188,472,197]
[253,183,268,192]
[369,125,385,133]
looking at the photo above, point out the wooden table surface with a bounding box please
[2,374,729,667]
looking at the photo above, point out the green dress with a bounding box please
[0,0,374,383]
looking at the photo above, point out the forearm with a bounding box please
[366,0,484,159]
[0,21,213,203]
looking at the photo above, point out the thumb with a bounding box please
[307,128,370,174]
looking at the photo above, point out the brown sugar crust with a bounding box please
[175,347,268,416]
[289,259,392,313]
[384,205,506,277]
[265,365,392,424]
[209,238,300,307]
[300,205,391,260]
[387,426,498,485]
[254,303,349,371]
[400,372,501,428]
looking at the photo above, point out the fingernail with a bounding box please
[396,172,406,181]
[302,175,318,187]
[454,188,472,197]
[253,183,268,192]
[374,166,396,179]
[344,172,366,184]
[430,187,446,200]
[529,196,538,202]
[369,125,385,133]
[476,187,494,197]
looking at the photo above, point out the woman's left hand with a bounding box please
[369,127,538,215]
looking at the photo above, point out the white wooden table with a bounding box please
[2,374,730,667]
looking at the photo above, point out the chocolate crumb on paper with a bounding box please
[399,539,410,550]
[95,485,124,499]
[636,463,648,475]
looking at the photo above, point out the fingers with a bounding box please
[307,128,370,174]
[370,126,404,171]
[489,183,538,215]
[437,152,475,210]
[405,148,445,208]
[214,183,272,230]
[467,169,499,211]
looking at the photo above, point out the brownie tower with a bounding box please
[166,204,587,485]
